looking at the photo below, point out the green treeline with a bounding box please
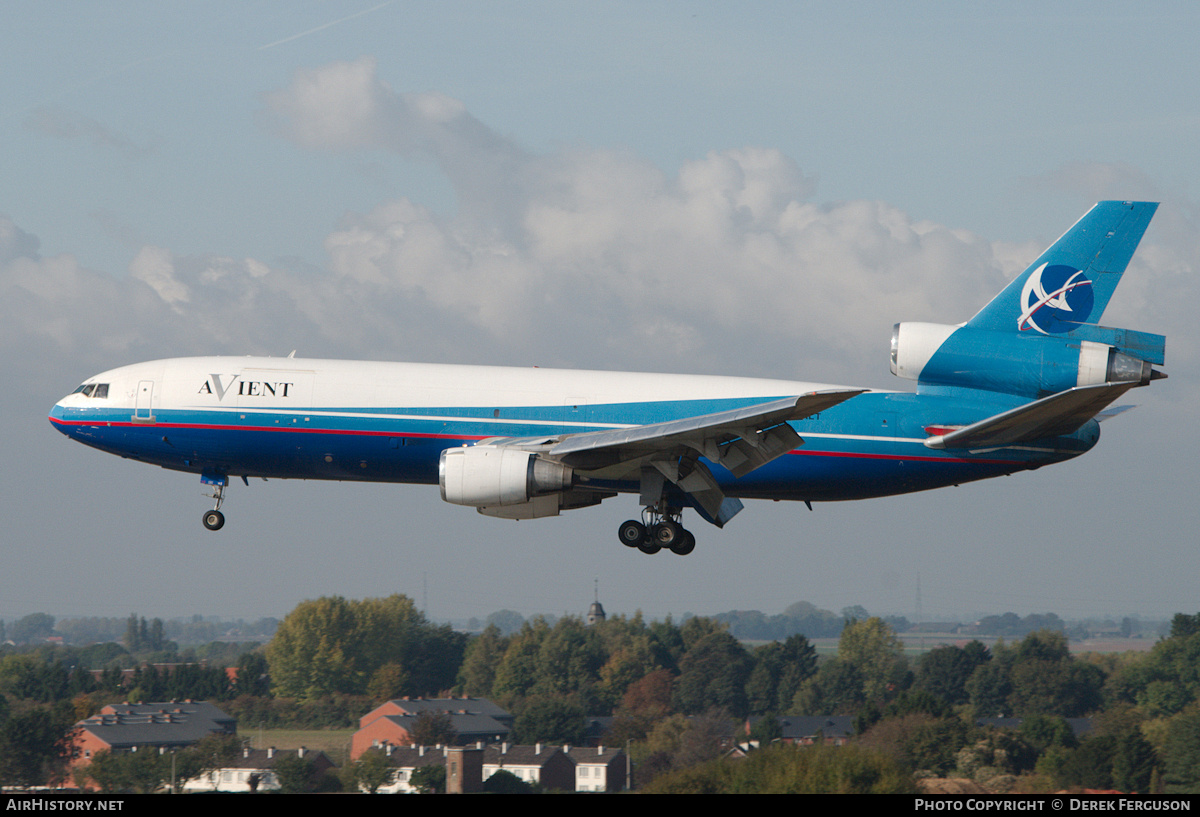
[5,602,1200,792]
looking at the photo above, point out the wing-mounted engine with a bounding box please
[438,444,612,519]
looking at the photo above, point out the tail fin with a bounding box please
[967,201,1158,336]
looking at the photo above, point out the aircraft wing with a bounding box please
[544,389,863,527]
[549,389,864,474]
[483,389,862,526]
[923,382,1136,450]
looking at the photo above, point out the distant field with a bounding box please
[243,729,356,765]
[745,634,1158,656]
[896,633,1157,654]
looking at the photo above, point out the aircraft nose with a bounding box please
[48,401,74,437]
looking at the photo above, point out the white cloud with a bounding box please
[9,63,1195,395]
[129,246,189,307]
[259,60,1014,377]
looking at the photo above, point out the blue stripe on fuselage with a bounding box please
[48,390,1094,500]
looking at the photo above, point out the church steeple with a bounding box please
[586,579,606,625]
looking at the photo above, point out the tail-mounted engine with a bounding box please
[890,322,1164,397]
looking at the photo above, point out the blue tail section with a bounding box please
[967,201,1158,334]
[890,201,1165,398]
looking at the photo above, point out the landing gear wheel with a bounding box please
[670,530,696,556]
[618,520,647,548]
[637,540,662,554]
[202,510,225,531]
[652,520,683,549]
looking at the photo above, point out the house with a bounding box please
[71,701,237,788]
[977,717,1094,740]
[182,746,334,793]
[776,716,856,745]
[352,697,511,759]
[363,745,451,794]
[482,743,574,792]
[358,696,513,729]
[564,744,627,792]
[365,743,576,793]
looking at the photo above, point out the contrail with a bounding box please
[258,1,394,51]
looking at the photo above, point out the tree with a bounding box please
[512,697,587,744]
[484,768,534,793]
[409,710,457,746]
[1162,704,1200,793]
[172,733,243,792]
[915,642,990,706]
[233,652,271,697]
[837,617,907,705]
[749,714,783,745]
[83,748,171,794]
[348,748,395,794]
[0,703,77,787]
[1170,613,1200,639]
[793,658,866,715]
[409,763,446,794]
[673,631,752,717]
[531,617,605,704]
[857,713,974,776]
[607,668,673,744]
[747,635,818,716]
[486,609,526,636]
[267,594,464,699]
[641,743,915,794]
[367,662,411,701]
[9,613,55,645]
[273,753,319,793]
[492,618,550,700]
[457,624,507,697]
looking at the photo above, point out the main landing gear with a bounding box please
[201,473,227,531]
[618,508,697,556]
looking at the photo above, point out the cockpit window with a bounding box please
[71,383,108,398]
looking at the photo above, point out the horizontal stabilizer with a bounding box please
[1068,325,1166,365]
[924,382,1135,449]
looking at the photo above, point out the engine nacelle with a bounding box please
[439,445,573,509]
[889,322,958,382]
[891,322,1158,397]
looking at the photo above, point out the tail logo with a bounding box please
[1018,263,1094,334]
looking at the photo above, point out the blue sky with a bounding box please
[3,2,1198,625]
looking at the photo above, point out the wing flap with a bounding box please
[924,382,1136,450]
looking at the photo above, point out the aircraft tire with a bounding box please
[203,510,225,531]
[670,530,696,556]
[637,539,662,555]
[652,520,683,548]
[618,520,646,548]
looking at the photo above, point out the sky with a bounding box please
[3,1,1198,627]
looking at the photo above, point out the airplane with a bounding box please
[49,201,1166,555]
